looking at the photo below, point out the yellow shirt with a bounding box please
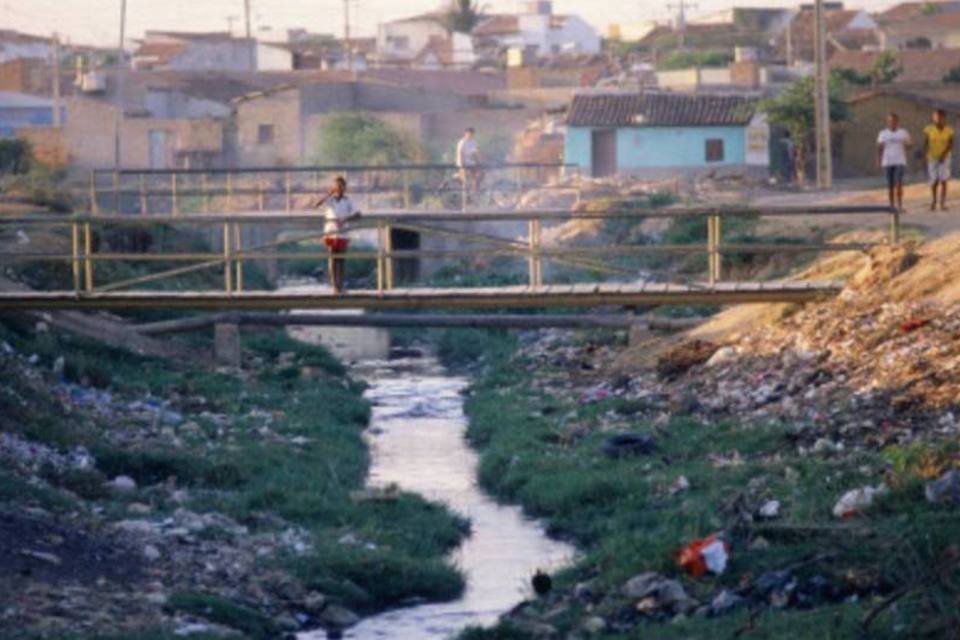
[924,124,955,160]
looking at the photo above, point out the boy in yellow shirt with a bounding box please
[923,108,955,211]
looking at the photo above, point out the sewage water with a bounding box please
[298,353,573,640]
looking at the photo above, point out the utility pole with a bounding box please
[666,0,697,50]
[244,0,256,70]
[51,33,61,127]
[114,0,127,174]
[343,0,353,73]
[813,0,833,189]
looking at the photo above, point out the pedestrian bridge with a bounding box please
[0,205,898,315]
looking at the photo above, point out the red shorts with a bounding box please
[324,236,350,253]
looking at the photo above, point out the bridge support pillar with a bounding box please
[214,323,242,368]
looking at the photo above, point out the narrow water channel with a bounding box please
[292,314,573,639]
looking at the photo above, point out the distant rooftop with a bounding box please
[0,90,54,109]
[567,91,757,128]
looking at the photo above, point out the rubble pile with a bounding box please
[0,343,358,639]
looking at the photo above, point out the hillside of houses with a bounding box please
[2,1,960,186]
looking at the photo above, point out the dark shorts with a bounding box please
[885,165,906,188]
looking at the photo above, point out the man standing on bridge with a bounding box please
[877,112,912,213]
[313,176,361,294]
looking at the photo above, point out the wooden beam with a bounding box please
[133,312,701,335]
[0,281,842,312]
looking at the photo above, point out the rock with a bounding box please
[52,356,65,376]
[602,433,656,459]
[19,549,62,566]
[273,613,299,632]
[113,519,158,536]
[925,470,960,506]
[142,544,161,562]
[511,619,558,638]
[319,604,359,628]
[705,346,737,368]
[623,572,693,614]
[303,591,327,614]
[709,590,744,616]
[832,485,887,518]
[758,499,780,519]
[108,475,137,493]
[581,616,607,634]
[128,502,152,515]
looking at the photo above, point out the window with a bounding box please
[257,124,275,145]
[705,138,725,163]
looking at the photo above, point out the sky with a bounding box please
[1,0,903,49]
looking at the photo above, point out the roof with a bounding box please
[567,91,757,128]
[849,87,960,113]
[830,48,960,83]
[879,9,960,35]
[0,30,52,46]
[142,31,238,42]
[878,1,960,23]
[473,15,521,37]
[0,91,53,109]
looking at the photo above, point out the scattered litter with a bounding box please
[675,533,730,577]
[580,384,611,404]
[832,485,887,519]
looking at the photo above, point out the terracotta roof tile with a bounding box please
[473,15,520,37]
[830,48,960,83]
[567,92,757,128]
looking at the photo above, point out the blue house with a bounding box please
[0,91,61,138]
[564,91,769,178]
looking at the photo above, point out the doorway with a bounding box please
[591,129,617,178]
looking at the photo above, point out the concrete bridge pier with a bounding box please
[214,322,242,368]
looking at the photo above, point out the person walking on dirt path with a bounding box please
[456,127,482,196]
[312,176,361,294]
[923,108,955,211]
[877,112,912,212]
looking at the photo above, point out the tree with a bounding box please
[760,73,849,184]
[945,65,960,83]
[315,114,427,166]
[867,51,902,85]
[442,0,481,34]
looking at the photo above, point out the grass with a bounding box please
[0,317,470,629]
[457,340,960,638]
[166,592,280,639]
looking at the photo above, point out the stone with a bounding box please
[319,604,359,628]
[623,572,693,614]
[925,470,960,506]
[19,549,61,566]
[128,503,152,515]
[757,499,780,519]
[142,544,161,562]
[581,616,606,634]
[709,590,744,616]
[108,475,137,493]
[705,346,737,368]
[52,356,65,376]
[303,591,327,614]
[602,433,656,459]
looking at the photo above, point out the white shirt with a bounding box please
[323,196,356,236]
[456,137,479,167]
[877,128,912,167]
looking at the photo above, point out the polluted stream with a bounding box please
[291,316,573,640]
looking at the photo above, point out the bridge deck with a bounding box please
[0,281,842,311]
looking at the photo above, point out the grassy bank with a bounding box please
[0,313,468,638]
[456,333,960,639]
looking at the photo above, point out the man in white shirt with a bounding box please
[456,127,481,195]
[877,112,912,212]
[313,176,361,294]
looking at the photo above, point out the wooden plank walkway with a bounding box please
[0,280,843,312]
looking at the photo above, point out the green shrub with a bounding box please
[0,138,32,174]
[315,114,428,166]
